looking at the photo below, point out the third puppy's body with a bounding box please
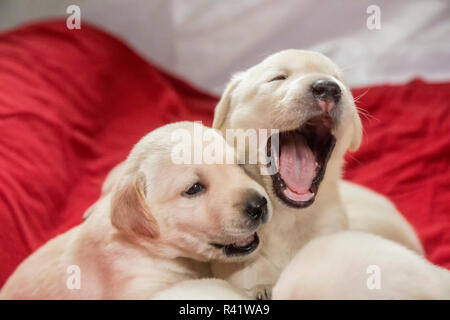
[273,231,450,299]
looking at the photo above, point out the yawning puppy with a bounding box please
[0,122,271,299]
[211,49,422,298]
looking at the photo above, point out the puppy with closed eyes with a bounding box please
[210,49,422,298]
[1,122,271,299]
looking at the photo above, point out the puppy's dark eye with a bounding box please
[184,183,205,196]
[269,75,287,82]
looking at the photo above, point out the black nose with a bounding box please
[245,195,268,221]
[311,79,341,103]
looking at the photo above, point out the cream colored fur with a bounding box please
[272,231,450,299]
[153,279,250,300]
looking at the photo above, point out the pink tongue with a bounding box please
[279,134,316,196]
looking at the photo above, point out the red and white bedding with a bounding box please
[0,21,449,288]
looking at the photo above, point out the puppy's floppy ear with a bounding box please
[212,73,243,130]
[349,109,363,151]
[110,172,159,238]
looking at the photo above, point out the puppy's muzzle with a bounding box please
[209,192,268,258]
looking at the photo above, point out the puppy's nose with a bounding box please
[245,195,268,221]
[311,80,341,112]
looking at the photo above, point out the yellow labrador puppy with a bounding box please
[273,231,450,299]
[210,49,422,298]
[1,122,271,299]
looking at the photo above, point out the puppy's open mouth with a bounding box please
[268,115,336,208]
[211,233,259,257]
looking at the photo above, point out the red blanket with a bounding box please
[0,21,448,287]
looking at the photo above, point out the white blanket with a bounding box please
[1,0,449,93]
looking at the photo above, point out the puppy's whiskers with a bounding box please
[356,107,379,123]
[353,90,369,103]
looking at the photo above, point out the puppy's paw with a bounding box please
[249,284,272,300]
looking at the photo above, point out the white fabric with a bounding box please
[1,0,449,93]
